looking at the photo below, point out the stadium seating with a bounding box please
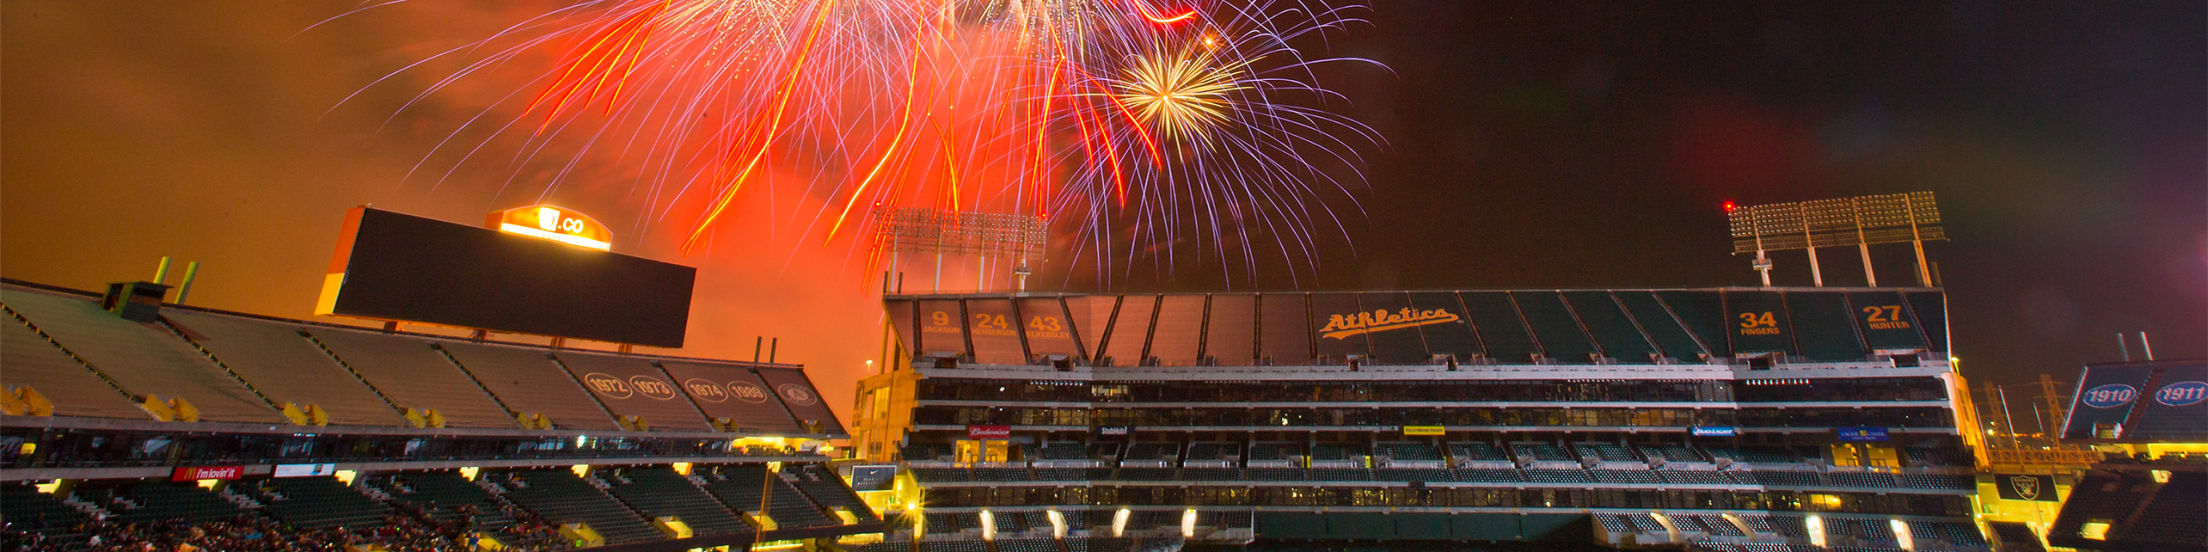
[1034,442,1089,460]
[493,468,661,544]
[2,309,149,420]
[1377,442,1443,463]
[1179,468,1241,481]
[1453,468,1524,483]
[309,328,517,428]
[973,467,1036,482]
[1449,442,1511,463]
[1183,442,1239,462]
[556,352,715,431]
[1689,514,1744,536]
[1657,469,1737,485]
[1304,468,1372,482]
[249,476,391,529]
[1591,469,1664,484]
[94,481,246,525]
[363,470,516,528]
[1645,445,1709,464]
[3,288,279,423]
[1896,473,1975,490]
[1825,472,1897,489]
[1511,442,1574,463]
[441,342,621,430]
[1372,468,1452,482]
[163,309,403,426]
[1123,443,1177,462]
[1307,443,1355,462]
[791,464,878,519]
[1,484,89,542]
[1738,470,1823,487]
[910,467,971,483]
[1575,443,1642,463]
[1521,469,1593,483]
[1115,468,1180,481]
[599,466,753,537]
[1247,442,1298,463]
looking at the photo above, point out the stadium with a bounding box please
[849,287,1990,551]
[5,3,2205,552]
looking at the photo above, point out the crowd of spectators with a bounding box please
[2,505,579,552]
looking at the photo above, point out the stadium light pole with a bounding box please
[1727,192,1944,287]
[872,208,1048,292]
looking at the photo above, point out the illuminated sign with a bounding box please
[850,465,898,491]
[2081,383,2138,409]
[274,463,338,478]
[2154,381,2206,407]
[172,465,245,481]
[968,425,1011,440]
[488,205,612,251]
[1402,425,1445,436]
[1690,426,1738,437]
[1835,427,1889,443]
[1319,308,1461,339]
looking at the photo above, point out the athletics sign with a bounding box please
[1320,308,1461,339]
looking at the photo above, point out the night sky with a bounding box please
[4,1,2202,423]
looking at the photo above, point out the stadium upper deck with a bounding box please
[853,287,1984,551]
[884,287,1948,370]
[0,280,846,475]
[1,280,885,550]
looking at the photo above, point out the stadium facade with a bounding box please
[0,280,882,550]
[853,288,1993,551]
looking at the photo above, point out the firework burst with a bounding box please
[338,0,1382,286]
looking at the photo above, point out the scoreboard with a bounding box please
[317,206,695,347]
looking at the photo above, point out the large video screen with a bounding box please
[319,207,694,347]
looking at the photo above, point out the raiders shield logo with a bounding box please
[2009,475,2040,501]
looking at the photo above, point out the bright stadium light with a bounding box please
[1181,508,1197,538]
[870,207,1048,292]
[1806,514,1826,547]
[1048,509,1068,539]
[979,510,996,541]
[1728,191,1944,287]
[1113,508,1131,537]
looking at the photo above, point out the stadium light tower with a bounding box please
[870,207,1048,292]
[1727,191,1945,287]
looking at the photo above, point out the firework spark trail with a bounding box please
[344,0,1384,286]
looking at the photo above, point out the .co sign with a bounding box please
[2080,383,2137,409]
[2154,381,2207,407]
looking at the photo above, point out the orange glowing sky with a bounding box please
[0,1,927,425]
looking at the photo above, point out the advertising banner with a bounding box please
[850,465,898,492]
[1994,474,2058,502]
[273,463,338,478]
[172,466,245,482]
[1835,427,1889,442]
[967,425,1011,440]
